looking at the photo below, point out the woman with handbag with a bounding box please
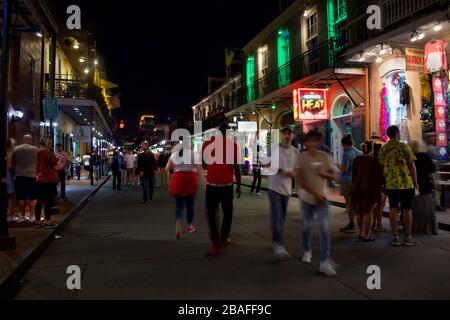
[35,137,63,228]
[410,141,438,235]
[166,143,205,239]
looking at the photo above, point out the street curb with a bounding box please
[0,176,110,300]
[240,182,450,232]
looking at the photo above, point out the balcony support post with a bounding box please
[49,32,56,98]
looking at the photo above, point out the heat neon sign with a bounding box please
[293,88,328,121]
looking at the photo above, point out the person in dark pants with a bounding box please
[250,158,262,195]
[137,143,157,203]
[35,137,61,228]
[55,144,69,200]
[202,121,242,256]
[111,152,123,191]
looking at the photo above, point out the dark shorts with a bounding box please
[15,176,38,201]
[386,189,415,210]
[84,165,90,171]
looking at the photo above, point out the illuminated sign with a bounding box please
[293,88,328,121]
[238,121,257,132]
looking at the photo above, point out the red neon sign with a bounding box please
[293,88,328,121]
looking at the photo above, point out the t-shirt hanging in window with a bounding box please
[424,40,448,73]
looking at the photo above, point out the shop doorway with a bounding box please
[331,95,361,164]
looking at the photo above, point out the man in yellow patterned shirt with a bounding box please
[379,126,420,247]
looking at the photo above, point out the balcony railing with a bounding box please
[231,39,335,109]
[45,75,115,130]
[382,0,441,29]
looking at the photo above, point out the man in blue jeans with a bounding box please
[267,125,299,259]
[295,131,339,277]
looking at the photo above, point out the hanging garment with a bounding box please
[424,40,448,73]
[400,82,411,106]
[419,73,432,101]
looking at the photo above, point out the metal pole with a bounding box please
[0,0,16,250]
[90,109,94,186]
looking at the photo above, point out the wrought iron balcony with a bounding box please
[382,0,441,29]
[229,39,335,109]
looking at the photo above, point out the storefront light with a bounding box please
[376,56,382,63]
[84,68,90,74]
[53,123,58,127]
[379,44,387,55]
[40,121,46,127]
[35,32,43,38]
[410,32,418,42]
[79,57,86,63]
[434,23,442,32]
[45,121,50,127]
[417,32,425,40]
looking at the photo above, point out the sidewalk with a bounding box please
[0,176,109,299]
[241,175,450,228]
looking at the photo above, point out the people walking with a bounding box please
[137,143,157,203]
[410,140,438,235]
[7,138,16,222]
[83,153,91,180]
[111,151,123,191]
[202,121,241,256]
[379,125,420,246]
[250,158,263,196]
[295,131,339,277]
[55,143,69,200]
[267,125,299,259]
[350,141,385,241]
[13,134,39,223]
[35,137,61,228]
[124,149,136,187]
[339,135,362,233]
[166,143,205,239]
[75,154,82,180]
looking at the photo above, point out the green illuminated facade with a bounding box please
[246,55,255,102]
[277,28,290,87]
[327,0,348,64]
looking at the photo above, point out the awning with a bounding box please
[56,98,113,137]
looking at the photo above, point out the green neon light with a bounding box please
[277,28,290,87]
[246,55,255,102]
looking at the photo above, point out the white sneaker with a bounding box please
[302,251,312,263]
[319,260,338,277]
[273,243,291,260]
[255,192,262,196]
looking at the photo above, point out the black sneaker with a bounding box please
[340,223,358,233]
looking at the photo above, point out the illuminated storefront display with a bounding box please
[293,88,328,121]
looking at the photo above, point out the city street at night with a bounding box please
[13,183,450,300]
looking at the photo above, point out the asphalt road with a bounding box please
[14,181,450,300]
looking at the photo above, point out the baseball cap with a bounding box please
[280,125,294,133]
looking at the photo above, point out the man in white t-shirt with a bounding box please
[124,149,136,187]
[295,131,339,277]
[266,125,299,259]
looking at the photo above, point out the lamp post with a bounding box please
[0,0,16,250]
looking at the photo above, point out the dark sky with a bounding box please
[53,0,280,135]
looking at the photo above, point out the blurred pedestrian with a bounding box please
[111,151,123,191]
[295,131,339,277]
[166,143,205,239]
[250,158,263,196]
[202,121,241,256]
[83,153,91,179]
[267,125,298,260]
[379,126,420,246]
[35,137,61,228]
[7,138,16,222]
[55,143,69,200]
[339,134,362,233]
[350,141,385,241]
[13,134,39,223]
[157,150,169,188]
[137,143,157,203]
[75,154,82,180]
[124,149,136,187]
[410,140,438,235]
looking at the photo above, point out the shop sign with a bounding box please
[238,121,257,132]
[73,126,91,143]
[43,97,58,119]
[293,88,328,121]
[405,48,424,72]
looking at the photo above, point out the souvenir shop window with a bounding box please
[380,71,411,142]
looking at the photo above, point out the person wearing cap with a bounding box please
[265,125,299,259]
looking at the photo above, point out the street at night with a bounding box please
[1,0,450,310]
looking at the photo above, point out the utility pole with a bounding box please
[0,0,16,251]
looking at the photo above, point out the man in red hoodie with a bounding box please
[202,121,241,256]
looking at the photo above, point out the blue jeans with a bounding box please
[269,190,290,244]
[175,196,195,224]
[301,201,330,263]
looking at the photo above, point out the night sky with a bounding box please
[53,0,280,135]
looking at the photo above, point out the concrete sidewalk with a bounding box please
[13,181,450,300]
[0,176,109,299]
